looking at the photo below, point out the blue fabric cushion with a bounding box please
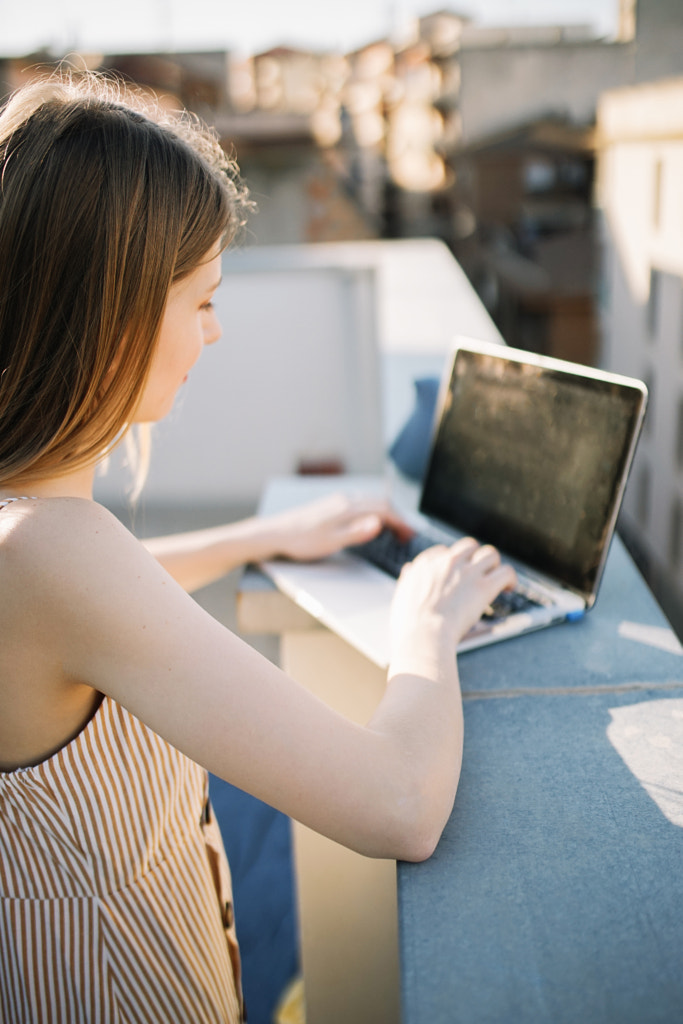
[389,377,440,482]
[209,776,298,1024]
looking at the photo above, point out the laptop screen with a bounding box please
[419,342,647,601]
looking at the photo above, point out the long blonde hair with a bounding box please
[0,70,248,490]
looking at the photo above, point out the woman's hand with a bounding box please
[143,492,411,592]
[267,493,412,563]
[389,537,517,678]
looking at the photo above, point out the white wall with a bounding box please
[94,238,502,507]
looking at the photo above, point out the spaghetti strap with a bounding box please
[0,496,38,509]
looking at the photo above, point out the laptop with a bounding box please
[259,338,648,668]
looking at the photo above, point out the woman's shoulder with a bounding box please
[0,499,159,768]
[1,495,128,547]
[0,496,179,684]
[0,498,146,593]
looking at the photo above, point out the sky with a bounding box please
[1,0,619,58]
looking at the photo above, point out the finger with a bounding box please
[447,536,480,560]
[381,511,415,543]
[407,536,476,569]
[409,542,449,564]
[470,544,501,569]
[341,513,383,545]
[357,502,414,542]
[343,495,416,543]
[484,564,518,599]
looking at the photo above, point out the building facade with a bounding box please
[597,76,683,632]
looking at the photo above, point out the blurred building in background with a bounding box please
[1,0,672,367]
[597,74,683,635]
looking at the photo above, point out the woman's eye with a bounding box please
[200,301,214,312]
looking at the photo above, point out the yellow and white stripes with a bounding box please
[0,697,243,1023]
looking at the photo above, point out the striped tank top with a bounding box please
[0,673,244,1021]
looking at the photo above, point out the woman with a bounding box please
[0,71,515,1022]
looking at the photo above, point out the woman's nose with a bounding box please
[204,311,222,346]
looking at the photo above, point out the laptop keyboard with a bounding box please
[347,528,436,578]
[347,528,547,621]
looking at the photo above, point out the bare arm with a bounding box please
[142,494,411,592]
[24,499,515,861]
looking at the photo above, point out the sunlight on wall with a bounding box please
[601,156,653,303]
[607,698,683,827]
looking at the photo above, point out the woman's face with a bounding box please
[134,243,223,422]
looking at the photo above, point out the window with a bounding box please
[523,159,555,194]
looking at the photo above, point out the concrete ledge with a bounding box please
[237,566,321,635]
